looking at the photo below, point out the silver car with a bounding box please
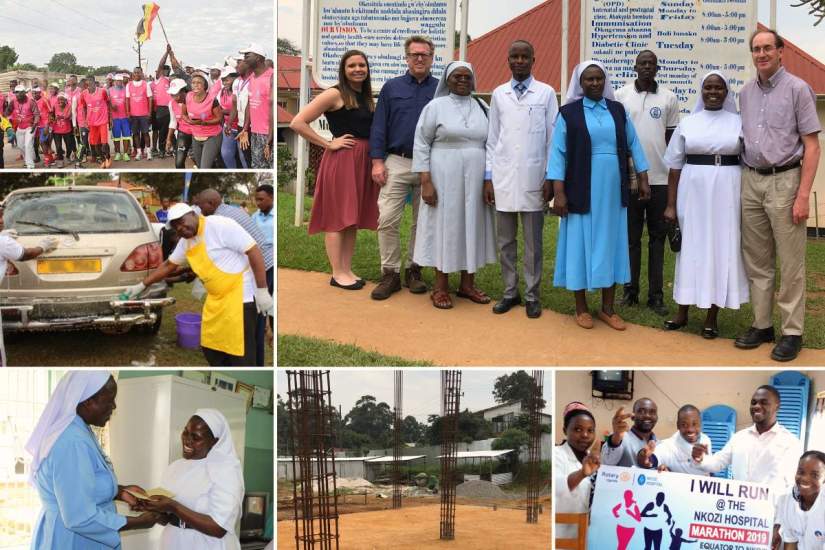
[0,185,174,334]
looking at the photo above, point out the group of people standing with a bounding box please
[1,44,274,170]
[292,28,820,362]
[555,387,824,549]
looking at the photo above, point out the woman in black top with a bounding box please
[291,50,380,290]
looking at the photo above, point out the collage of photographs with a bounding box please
[1,0,825,549]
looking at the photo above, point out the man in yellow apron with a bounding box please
[124,203,272,366]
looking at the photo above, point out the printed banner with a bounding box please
[583,0,757,113]
[313,0,456,89]
[588,466,775,550]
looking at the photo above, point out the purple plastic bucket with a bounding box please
[175,312,202,349]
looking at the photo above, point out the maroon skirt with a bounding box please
[308,138,380,235]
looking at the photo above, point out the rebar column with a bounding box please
[287,370,340,549]
[526,370,544,524]
[392,370,403,509]
[440,370,462,540]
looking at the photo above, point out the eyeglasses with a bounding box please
[406,53,433,60]
[751,45,777,54]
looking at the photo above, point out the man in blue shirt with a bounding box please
[252,183,274,295]
[369,35,438,300]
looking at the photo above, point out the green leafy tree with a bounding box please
[425,410,494,445]
[344,395,393,448]
[126,172,258,201]
[277,38,301,56]
[47,52,82,74]
[401,415,424,444]
[11,63,40,71]
[491,428,530,451]
[492,370,545,409]
[0,46,19,71]
[276,394,289,454]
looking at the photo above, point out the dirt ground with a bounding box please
[277,503,551,549]
[277,268,825,366]
[3,142,178,169]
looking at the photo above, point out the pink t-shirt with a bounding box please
[185,91,222,138]
[109,86,128,119]
[35,97,50,129]
[80,88,110,127]
[153,76,171,107]
[52,102,73,134]
[218,88,238,130]
[127,81,151,117]
[248,67,272,135]
[66,87,86,127]
[170,100,194,135]
[11,97,35,129]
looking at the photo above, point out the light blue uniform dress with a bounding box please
[31,415,127,549]
[546,97,648,291]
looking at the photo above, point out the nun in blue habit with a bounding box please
[25,371,160,549]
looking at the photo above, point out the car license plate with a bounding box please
[37,258,102,274]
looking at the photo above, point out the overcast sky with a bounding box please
[278,0,825,65]
[1,0,273,70]
[276,369,553,423]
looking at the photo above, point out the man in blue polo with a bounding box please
[369,35,438,300]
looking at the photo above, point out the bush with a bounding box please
[277,144,297,191]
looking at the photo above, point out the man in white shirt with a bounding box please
[691,385,801,499]
[638,404,714,476]
[615,50,680,316]
[602,398,659,467]
[484,40,558,319]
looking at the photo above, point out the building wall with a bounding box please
[555,370,825,451]
[811,99,825,230]
[481,402,523,421]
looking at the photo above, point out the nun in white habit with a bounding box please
[662,71,749,338]
[412,60,497,309]
[138,409,244,550]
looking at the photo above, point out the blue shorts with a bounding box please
[112,118,131,139]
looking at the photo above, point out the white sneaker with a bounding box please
[134,150,142,161]
[145,149,152,160]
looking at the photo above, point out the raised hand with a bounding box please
[692,443,709,463]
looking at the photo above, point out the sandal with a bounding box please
[574,312,594,329]
[431,289,453,309]
[456,287,491,304]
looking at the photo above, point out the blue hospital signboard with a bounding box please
[583,0,757,114]
[588,466,775,550]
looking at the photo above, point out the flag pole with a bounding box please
[156,12,171,45]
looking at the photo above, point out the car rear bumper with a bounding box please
[0,292,176,332]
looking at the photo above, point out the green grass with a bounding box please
[277,334,432,366]
[8,283,274,366]
[278,191,825,349]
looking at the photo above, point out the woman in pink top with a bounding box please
[218,68,240,168]
[183,72,223,168]
[51,93,75,168]
[165,79,194,169]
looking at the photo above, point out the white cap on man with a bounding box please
[165,203,195,229]
[14,84,26,93]
[239,44,266,57]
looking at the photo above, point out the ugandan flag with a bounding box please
[136,3,160,44]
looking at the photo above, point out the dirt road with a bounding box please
[277,268,825,366]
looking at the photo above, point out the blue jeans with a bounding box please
[221,128,240,168]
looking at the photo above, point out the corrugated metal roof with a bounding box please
[463,1,825,95]
[277,54,321,91]
[437,449,515,459]
[277,104,294,124]
[366,455,427,463]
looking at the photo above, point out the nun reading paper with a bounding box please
[587,465,775,550]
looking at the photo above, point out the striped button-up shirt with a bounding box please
[214,203,273,269]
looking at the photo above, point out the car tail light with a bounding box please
[5,262,18,276]
[121,243,163,272]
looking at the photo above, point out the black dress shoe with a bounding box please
[525,300,542,319]
[663,319,687,331]
[701,327,719,339]
[492,295,521,314]
[647,298,668,317]
[734,326,775,349]
[620,292,638,307]
[330,277,364,290]
[771,335,802,362]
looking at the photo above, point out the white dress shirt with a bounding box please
[653,431,713,476]
[694,422,801,505]
[554,442,592,540]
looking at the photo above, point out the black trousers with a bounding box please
[202,302,257,366]
[174,131,193,169]
[626,186,668,301]
[643,527,663,550]
[53,133,76,160]
[154,106,170,153]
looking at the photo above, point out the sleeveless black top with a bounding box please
[325,88,373,139]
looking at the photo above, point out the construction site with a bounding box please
[276,369,552,549]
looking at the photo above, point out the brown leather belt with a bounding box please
[746,160,801,175]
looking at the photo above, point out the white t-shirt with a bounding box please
[169,216,256,302]
[0,234,24,280]
[615,82,680,186]
[779,490,825,549]
[653,431,714,476]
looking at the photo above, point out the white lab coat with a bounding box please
[485,78,558,212]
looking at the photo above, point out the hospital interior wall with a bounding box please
[554,370,824,447]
